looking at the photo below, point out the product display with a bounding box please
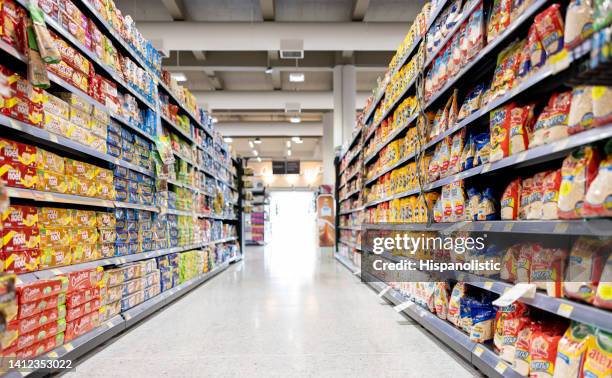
[336,1,612,377]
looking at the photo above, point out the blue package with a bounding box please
[138,211,152,222]
[108,120,122,135]
[121,128,134,142]
[141,239,153,252]
[474,133,490,166]
[478,188,498,221]
[128,170,138,182]
[115,189,128,202]
[115,229,128,243]
[125,209,136,221]
[128,191,139,204]
[127,180,138,192]
[126,220,137,232]
[114,178,128,191]
[107,131,121,147]
[107,144,121,158]
[115,243,129,256]
[114,166,128,178]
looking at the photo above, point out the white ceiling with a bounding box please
[229,137,321,160]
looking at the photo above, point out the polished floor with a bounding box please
[68,244,481,377]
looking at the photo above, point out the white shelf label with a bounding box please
[473,346,484,357]
[378,286,391,298]
[557,303,574,318]
[495,362,508,374]
[493,283,536,307]
[394,301,414,312]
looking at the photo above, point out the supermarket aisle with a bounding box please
[70,247,480,377]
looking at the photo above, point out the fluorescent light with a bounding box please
[211,117,218,123]
[254,138,262,144]
[253,150,258,156]
[286,140,291,148]
[289,116,301,123]
[287,149,292,156]
[291,137,303,143]
[265,66,273,74]
[257,156,262,162]
[289,73,304,82]
[223,137,233,143]
[171,72,187,82]
[249,141,254,148]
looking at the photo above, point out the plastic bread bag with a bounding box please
[553,321,595,378]
[531,245,567,296]
[474,133,490,166]
[465,187,480,221]
[461,133,476,171]
[564,0,595,49]
[469,301,497,343]
[500,244,521,282]
[542,169,562,220]
[582,328,612,377]
[546,90,573,144]
[429,143,443,180]
[448,32,462,78]
[527,24,547,72]
[594,253,612,309]
[447,89,459,128]
[568,86,594,134]
[447,283,465,325]
[441,184,453,222]
[514,321,542,376]
[584,139,612,217]
[438,136,451,178]
[444,0,463,35]
[515,243,534,283]
[511,0,534,22]
[558,145,600,219]
[477,188,498,220]
[534,4,565,57]
[564,237,612,303]
[494,301,529,360]
[450,180,467,221]
[592,86,612,126]
[509,103,536,155]
[501,178,521,220]
[457,83,485,121]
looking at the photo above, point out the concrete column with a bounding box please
[322,112,335,185]
[332,65,343,148]
[341,65,356,144]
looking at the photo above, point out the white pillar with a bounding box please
[332,65,343,148]
[341,65,356,144]
[322,112,335,185]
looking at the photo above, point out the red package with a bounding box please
[38,0,59,22]
[12,306,64,334]
[66,298,100,321]
[18,292,64,319]
[558,146,600,219]
[15,318,65,350]
[542,169,562,220]
[1,227,40,252]
[0,162,38,189]
[47,60,90,94]
[66,286,100,308]
[0,0,24,49]
[16,332,63,359]
[65,310,99,341]
[529,331,563,376]
[2,205,38,228]
[62,269,99,293]
[0,138,37,168]
[520,179,534,219]
[501,178,521,220]
[17,277,68,304]
[509,103,536,155]
[533,4,565,57]
[2,249,40,273]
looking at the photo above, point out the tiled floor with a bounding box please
[68,244,481,377]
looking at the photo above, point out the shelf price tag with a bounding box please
[393,301,414,312]
[378,286,391,298]
[47,351,59,358]
[554,222,569,234]
[557,303,574,318]
[503,223,514,232]
[484,282,494,290]
[64,343,74,352]
[473,346,484,357]
[495,362,508,374]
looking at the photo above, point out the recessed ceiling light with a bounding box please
[287,149,292,156]
[286,140,291,148]
[253,150,258,156]
[265,66,273,74]
[289,116,301,123]
[254,138,262,144]
[291,137,303,143]
[171,72,187,82]
[223,137,233,143]
[249,141,254,148]
[289,73,305,82]
[211,117,218,123]
[257,156,262,162]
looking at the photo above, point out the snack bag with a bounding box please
[434,282,449,319]
[477,188,497,221]
[509,103,536,155]
[564,237,611,304]
[558,146,600,219]
[474,133,490,166]
[553,322,594,378]
[516,243,533,283]
[466,3,485,61]
[594,253,612,309]
[501,178,521,220]
[490,104,513,162]
[457,84,485,121]
[533,92,573,147]
[495,302,530,362]
[465,187,481,221]
[500,244,521,283]
[514,322,540,375]
[568,86,594,134]
[584,140,612,217]
[469,301,497,343]
[564,0,595,49]
[582,329,612,378]
[527,24,547,71]
[592,86,612,126]
[534,4,565,56]
[542,169,562,220]
[520,177,534,219]
[530,331,563,377]
[447,282,465,326]
[530,246,567,297]
[461,134,476,171]
[527,171,547,220]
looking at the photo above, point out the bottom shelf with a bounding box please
[334,254,521,378]
[3,262,232,378]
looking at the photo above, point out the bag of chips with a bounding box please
[542,169,562,220]
[501,178,521,220]
[527,24,547,72]
[568,86,594,134]
[490,104,513,162]
[534,4,565,56]
[447,282,466,326]
[509,103,536,155]
[558,146,601,219]
[457,84,485,121]
[584,140,612,217]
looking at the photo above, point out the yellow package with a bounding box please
[89,136,107,154]
[38,207,72,227]
[66,124,95,146]
[96,212,115,228]
[94,167,113,184]
[69,107,91,130]
[96,182,115,200]
[71,243,98,264]
[39,227,71,249]
[39,247,72,269]
[43,111,69,137]
[37,148,65,174]
[90,118,108,138]
[554,322,594,378]
[73,210,97,227]
[91,106,109,124]
[408,196,417,223]
[72,227,98,245]
[38,170,68,193]
[43,92,70,120]
[58,92,92,114]
[65,158,96,181]
[583,329,612,378]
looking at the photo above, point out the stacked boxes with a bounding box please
[1,277,68,358]
[156,253,179,292]
[1,205,40,273]
[0,138,38,190]
[107,121,154,171]
[0,69,44,127]
[177,215,194,246]
[166,215,178,248]
[114,209,154,257]
[151,214,169,250]
[178,250,206,284]
[103,259,160,313]
[113,166,155,205]
[63,269,102,342]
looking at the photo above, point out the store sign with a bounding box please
[272,160,300,174]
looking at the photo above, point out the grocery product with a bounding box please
[582,329,612,377]
[558,146,600,219]
[584,140,612,217]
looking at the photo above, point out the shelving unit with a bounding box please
[335,1,612,377]
[0,0,244,368]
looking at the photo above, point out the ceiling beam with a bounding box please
[270,69,281,90]
[260,0,275,21]
[217,122,322,137]
[138,22,407,51]
[352,0,370,21]
[192,51,206,61]
[161,0,187,21]
[196,91,369,111]
[164,65,385,72]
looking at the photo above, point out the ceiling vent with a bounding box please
[280,39,304,59]
[284,102,301,114]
